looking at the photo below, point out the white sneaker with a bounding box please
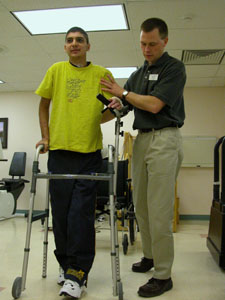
[57,267,65,286]
[59,279,85,298]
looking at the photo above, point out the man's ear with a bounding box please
[87,43,91,51]
[164,37,168,47]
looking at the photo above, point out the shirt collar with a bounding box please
[144,52,169,68]
[69,61,91,68]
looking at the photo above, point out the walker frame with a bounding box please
[12,103,126,300]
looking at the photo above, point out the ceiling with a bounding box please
[0,0,224,92]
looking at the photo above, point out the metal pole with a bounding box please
[108,145,117,296]
[114,118,122,286]
[21,146,43,291]
[42,179,50,278]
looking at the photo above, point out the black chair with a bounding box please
[0,152,29,218]
[96,159,135,254]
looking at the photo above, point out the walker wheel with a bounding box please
[117,281,123,300]
[122,233,128,255]
[12,277,22,299]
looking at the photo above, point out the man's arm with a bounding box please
[100,96,123,124]
[100,75,165,114]
[101,109,115,124]
[119,92,165,114]
[36,97,51,153]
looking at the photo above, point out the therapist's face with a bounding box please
[140,28,168,64]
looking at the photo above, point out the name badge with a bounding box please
[149,74,158,81]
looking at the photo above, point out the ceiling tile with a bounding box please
[0,0,224,91]
[185,65,219,77]
[210,77,225,87]
[169,29,225,49]
[216,65,225,77]
[186,77,213,87]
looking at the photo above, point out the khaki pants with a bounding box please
[132,127,183,279]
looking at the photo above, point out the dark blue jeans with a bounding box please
[48,149,102,283]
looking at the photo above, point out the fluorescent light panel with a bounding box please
[12,5,128,35]
[107,67,137,79]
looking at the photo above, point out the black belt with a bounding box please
[139,125,178,133]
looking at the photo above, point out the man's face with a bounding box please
[140,28,168,64]
[64,31,90,60]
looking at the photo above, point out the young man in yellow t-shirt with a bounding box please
[35,27,120,299]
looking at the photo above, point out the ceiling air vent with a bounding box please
[181,49,225,65]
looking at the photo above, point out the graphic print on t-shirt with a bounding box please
[67,78,86,102]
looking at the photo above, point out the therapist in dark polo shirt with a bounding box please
[101,18,186,298]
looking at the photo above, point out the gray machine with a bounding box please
[207,136,225,269]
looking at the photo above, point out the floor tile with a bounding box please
[0,218,225,300]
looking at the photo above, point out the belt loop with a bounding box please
[152,128,155,135]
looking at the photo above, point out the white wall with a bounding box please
[0,87,224,215]
[0,92,48,211]
[178,87,225,215]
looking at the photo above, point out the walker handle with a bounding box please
[34,144,45,162]
[97,94,115,115]
[97,94,130,118]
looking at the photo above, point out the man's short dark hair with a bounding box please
[140,18,168,39]
[65,27,89,44]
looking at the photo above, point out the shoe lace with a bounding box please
[65,280,80,289]
[66,279,87,289]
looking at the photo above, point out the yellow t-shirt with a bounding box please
[35,61,113,153]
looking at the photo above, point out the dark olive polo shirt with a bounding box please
[124,52,186,130]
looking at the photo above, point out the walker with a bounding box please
[12,95,129,300]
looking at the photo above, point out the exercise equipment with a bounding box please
[96,94,135,254]
[96,158,135,254]
[12,96,129,300]
[0,152,29,219]
[207,136,225,269]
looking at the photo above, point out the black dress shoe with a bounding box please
[132,257,154,273]
[138,277,173,297]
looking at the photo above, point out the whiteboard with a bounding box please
[181,136,217,167]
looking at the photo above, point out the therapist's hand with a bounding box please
[101,75,124,98]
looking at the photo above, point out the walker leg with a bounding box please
[108,145,124,299]
[117,281,124,300]
[21,192,36,291]
[109,194,118,296]
[11,190,36,299]
[42,180,50,278]
[12,150,40,299]
[114,214,122,282]
[109,199,124,299]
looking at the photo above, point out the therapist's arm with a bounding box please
[100,75,165,114]
[119,92,165,114]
